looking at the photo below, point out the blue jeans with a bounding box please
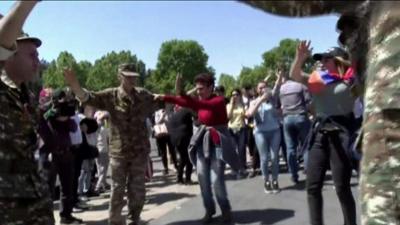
[283,114,311,181]
[196,145,231,215]
[229,127,247,170]
[253,129,281,181]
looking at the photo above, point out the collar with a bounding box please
[1,71,18,89]
[117,86,137,102]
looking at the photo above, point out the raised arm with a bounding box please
[272,69,284,97]
[0,1,39,49]
[245,93,268,118]
[63,68,87,100]
[290,40,311,85]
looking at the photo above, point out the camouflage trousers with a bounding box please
[0,194,54,225]
[360,109,400,225]
[109,156,147,225]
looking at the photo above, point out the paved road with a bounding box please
[54,138,360,225]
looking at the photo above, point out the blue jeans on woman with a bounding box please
[253,129,281,181]
[196,145,231,215]
[283,114,311,182]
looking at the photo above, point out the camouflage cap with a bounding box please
[17,32,42,47]
[118,63,140,77]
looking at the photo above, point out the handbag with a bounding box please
[153,123,168,138]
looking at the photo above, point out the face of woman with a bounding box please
[256,83,267,95]
[321,57,337,72]
[196,82,213,100]
[231,91,240,102]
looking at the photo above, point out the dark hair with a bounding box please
[243,85,253,91]
[231,88,241,96]
[194,73,215,87]
[215,85,225,93]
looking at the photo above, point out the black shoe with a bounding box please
[202,211,215,224]
[177,177,184,184]
[60,215,83,224]
[291,176,299,185]
[272,180,280,194]
[264,181,272,194]
[221,210,232,223]
[86,190,100,197]
[248,171,257,178]
[184,179,194,185]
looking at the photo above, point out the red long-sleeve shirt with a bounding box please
[163,94,228,144]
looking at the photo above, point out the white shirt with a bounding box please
[69,114,83,145]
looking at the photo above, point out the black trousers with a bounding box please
[49,150,75,218]
[156,135,178,172]
[71,146,84,205]
[246,126,259,170]
[175,136,193,182]
[306,130,356,225]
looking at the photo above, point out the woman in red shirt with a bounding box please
[155,73,239,224]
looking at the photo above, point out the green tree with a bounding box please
[85,51,145,91]
[145,39,210,94]
[262,38,314,74]
[42,51,79,89]
[218,73,237,96]
[237,65,269,88]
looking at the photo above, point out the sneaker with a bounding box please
[264,181,272,194]
[60,215,83,224]
[272,180,280,194]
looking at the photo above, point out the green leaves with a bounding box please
[145,39,210,94]
[42,50,145,91]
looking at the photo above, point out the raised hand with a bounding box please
[63,67,79,87]
[296,40,312,62]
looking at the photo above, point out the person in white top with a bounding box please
[94,110,111,192]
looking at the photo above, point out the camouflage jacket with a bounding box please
[81,86,162,159]
[0,73,44,199]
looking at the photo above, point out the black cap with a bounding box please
[313,47,349,61]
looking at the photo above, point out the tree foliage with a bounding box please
[262,38,314,74]
[42,50,145,91]
[218,73,237,96]
[145,39,210,94]
[85,51,144,91]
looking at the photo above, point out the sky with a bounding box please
[1,1,340,78]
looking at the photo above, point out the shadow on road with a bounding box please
[146,192,197,205]
[163,208,295,225]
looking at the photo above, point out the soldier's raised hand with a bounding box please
[63,68,79,86]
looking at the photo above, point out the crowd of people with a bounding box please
[1,1,399,225]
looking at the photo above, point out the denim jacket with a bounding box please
[188,124,240,171]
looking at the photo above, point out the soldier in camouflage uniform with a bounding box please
[63,63,162,225]
[0,1,54,225]
[243,1,400,224]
